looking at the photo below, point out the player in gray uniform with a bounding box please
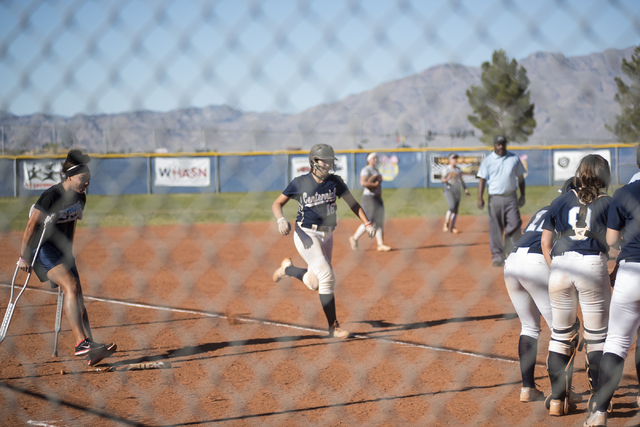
[349,152,391,252]
[272,144,375,338]
[584,167,640,426]
[442,153,470,234]
[541,155,612,417]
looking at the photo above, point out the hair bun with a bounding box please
[67,149,91,164]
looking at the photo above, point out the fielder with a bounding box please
[272,144,375,338]
[584,175,640,427]
[18,150,116,366]
[349,152,391,252]
[541,155,612,417]
[441,153,470,234]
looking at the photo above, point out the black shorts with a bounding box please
[32,242,79,287]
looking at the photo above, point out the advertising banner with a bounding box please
[154,157,211,187]
[553,149,611,181]
[430,153,485,184]
[23,161,63,190]
[291,155,349,182]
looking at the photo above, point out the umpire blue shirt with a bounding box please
[477,151,526,195]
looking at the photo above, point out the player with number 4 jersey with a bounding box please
[272,144,375,339]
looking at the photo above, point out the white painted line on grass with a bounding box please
[1,284,518,365]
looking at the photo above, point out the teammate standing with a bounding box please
[584,169,640,426]
[349,152,391,252]
[18,149,117,366]
[441,153,470,234]
[272,144,375,338]
[541,154,612,417]
[477,135,527,267]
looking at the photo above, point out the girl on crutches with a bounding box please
[18,149,116,366]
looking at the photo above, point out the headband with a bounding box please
[367,152,378,162]
[65,163,90,178]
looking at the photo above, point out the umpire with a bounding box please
[477,135,527,267]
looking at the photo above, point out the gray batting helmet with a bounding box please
[309,144,337,171]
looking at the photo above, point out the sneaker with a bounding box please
[443,223,449,232]
[349,236,358,251]
[86,342,117,366]
[329,320,350,339]
[75,338,106,356]
[272,258,293,282]
[583,410,607,427]
[520,387,544,402]
[451,228,459,234]
[377,244,391,252]
[548,399,564,416]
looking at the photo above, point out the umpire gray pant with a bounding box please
[487,193,522,263]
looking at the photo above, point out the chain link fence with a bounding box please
[1,1,640,425]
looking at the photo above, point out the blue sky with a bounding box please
[0,0,638,117]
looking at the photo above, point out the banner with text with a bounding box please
[23,161,63,190]
[430,153,485,184]
[154,157,211,187]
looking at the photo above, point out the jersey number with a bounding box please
[525,209,547,233]
[567,206,592,240]
[326,203,336,216]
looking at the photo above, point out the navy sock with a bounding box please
[319,293,337,328]
[548,351,571,400]
[518,335,538,388]
[594,353,624,412]
[285,266,306,281]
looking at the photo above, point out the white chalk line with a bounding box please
[1,283,518,365]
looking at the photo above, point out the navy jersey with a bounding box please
[542,190,611,256]
[282,173,349,228]
[513,206,549,254]
[608,181,640,262]
[33,182,86,255]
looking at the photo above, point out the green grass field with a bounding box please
[0,185,597,232]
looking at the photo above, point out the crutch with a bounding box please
[0,213,55,343]
[52,286,64,356]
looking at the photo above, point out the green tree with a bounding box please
[466,50,536,145]
[605,46,640,143]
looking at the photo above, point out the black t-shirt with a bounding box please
[608,181,640,262]
[513,206,549,254]
[282,173,349,228]
[32,182,86,256]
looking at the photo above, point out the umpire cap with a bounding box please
[494,135,507,145]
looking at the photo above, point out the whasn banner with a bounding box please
[154,157,211,187]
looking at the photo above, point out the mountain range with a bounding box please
[0,46,634,154]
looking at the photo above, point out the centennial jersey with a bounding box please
[608,181,640,262]
[361,165,382,197]
[33,182,86,256]
[283,173,349,228]
[543,190,611,256]
[513,207,549,254]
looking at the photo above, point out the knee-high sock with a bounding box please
[353,224,366,240]
[594,353,625,413]
[548,351,571,400]
[319,293,337,328]
[450,212,458,229]
[445,210,452,225]
[375,228,384,246]
[519,335,538,388]
[285,266,306,281]
[586,350,603,392]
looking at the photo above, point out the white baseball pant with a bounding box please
[293,223,335,295]
[504,247,552,338]
[603,261,640,359]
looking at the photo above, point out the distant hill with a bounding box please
[0,46,634,154]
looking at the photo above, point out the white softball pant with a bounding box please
[293,223,335,295]
[504,248,552,339]
[548,252,610,356]
[603,261,640,360]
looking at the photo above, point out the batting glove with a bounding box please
[277,217,291,235]
[365,222,376,238]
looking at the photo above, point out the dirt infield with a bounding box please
[1,216,639,426]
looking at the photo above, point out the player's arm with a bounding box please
[541,229,554,267]
[606,228,621,249]
[342,191,375,237]
[477,178,486,209]
[272,193,292,235]
[517,175,526,207]
[459,170,470,195]
[19,208,44,272]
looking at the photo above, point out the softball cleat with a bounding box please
[272,258,293,282]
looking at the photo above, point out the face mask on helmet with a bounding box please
[313,158,336,177]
